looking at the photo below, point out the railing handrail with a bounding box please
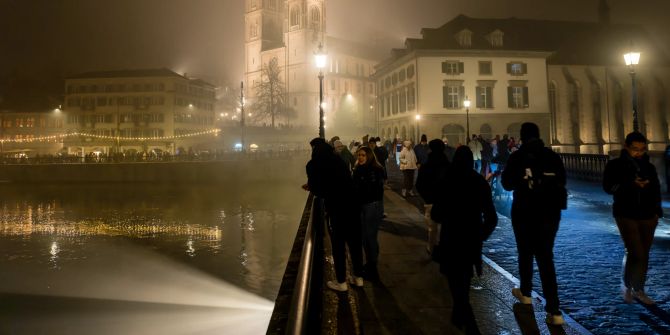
[267,194,324,335]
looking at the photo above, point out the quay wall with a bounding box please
[0,155,309,184]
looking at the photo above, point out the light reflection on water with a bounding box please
[0,182,306,300]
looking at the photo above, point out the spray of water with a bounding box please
[0,240,274,335]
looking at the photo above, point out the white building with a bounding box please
[374,12,670,153]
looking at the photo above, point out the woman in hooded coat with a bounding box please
[398,140,418,197]
[431,145,498,335]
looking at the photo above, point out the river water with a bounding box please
[0,182,307,335]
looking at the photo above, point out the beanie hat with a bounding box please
[520,122,540,142]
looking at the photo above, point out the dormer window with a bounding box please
[455,29,472,48]
[487,29,504,48]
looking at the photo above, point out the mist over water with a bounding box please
[0,181,307,334]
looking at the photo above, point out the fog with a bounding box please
[1,0,669,83]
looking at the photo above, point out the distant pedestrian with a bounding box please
[416,139,451,256]
[414,134,429,168]
[468,135,482,172]
[303,138,363,292]
[399,140,418,197]
[501,122,568,326]
[353,146,385,281]
[431,146,497,335]
[603,132,663,305]
[373,137,390,183]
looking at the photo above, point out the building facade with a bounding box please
[244,0,379,136]
[374,14,670,153]
[62,68,217,156]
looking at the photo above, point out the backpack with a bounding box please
[523,149,568,210]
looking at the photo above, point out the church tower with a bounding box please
[244,0,326,128]
[244,0,284,101]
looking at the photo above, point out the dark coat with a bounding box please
[501,138,566,218]
[374,145,389,165]
[603,149,663,220]
[416,150,450,205]
[414,143,429,165]
[432,149,497,276]
[306,142,354,214]
[352,163,385,205]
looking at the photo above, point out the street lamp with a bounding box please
[624,51,641,133]
[463,96,471,142]
[315,43,327,139]
[415,114,421,143]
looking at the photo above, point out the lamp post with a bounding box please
[315,43,327,139]
[240,81,246,151]
[415,114,421,143]
[624,51,641,133]
[463,96,471,142]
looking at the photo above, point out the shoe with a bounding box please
[632,290,656,305]
[408,190,416,196]
[326,280,348,292]
[512,288,532,304]
[348,276,364,287]
[546,313,565,326]
[622,286,633,304]
[401,189,407,197]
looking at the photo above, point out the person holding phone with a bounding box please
[603,132,663,305]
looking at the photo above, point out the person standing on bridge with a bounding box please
[603,132,662,305]
[431,145,497,335]
[501,122,567,326]
[353,146,385,282]
[303,138,363,292]
[416,139,450,256]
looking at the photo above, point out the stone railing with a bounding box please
[559,153,609,182]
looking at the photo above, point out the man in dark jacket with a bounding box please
[501,122,567,326]
[603,132,662,305]
[373,137,390,183]
[432,146,497,335]
[416,139,451,255]
[414,134,429,168]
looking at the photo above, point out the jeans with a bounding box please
[511,211,561,315]
[615,216,658,291]
[361,200,383,266]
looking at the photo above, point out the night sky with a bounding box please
[1,0,669,83]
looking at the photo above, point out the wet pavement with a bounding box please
[322,161,670,334]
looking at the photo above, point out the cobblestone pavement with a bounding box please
[385,161,670,335]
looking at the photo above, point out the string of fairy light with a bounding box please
[0,129,221,143]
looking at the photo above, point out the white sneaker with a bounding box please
[401,189,407,197]
[512,288,532,304]
[408,190,416,196]
[326,280,348,292]
[348,276,364,287]
[622,286,633,304]
[546,313,565,326]
[632,290,655,305]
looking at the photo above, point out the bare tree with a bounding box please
[252,57,285,128]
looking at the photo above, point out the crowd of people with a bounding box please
[303,122,663,335]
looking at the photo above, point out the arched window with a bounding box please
[613,81,624,143]
[568,81,581,145]
[507,122,522,141]
[479,123,492,140]
[442,124,465,146]
[290,7,300,28]
[401,126,407,141]
[310,7,320,30]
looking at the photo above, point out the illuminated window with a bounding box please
[507,62,527,75]
[507,83,529,108]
